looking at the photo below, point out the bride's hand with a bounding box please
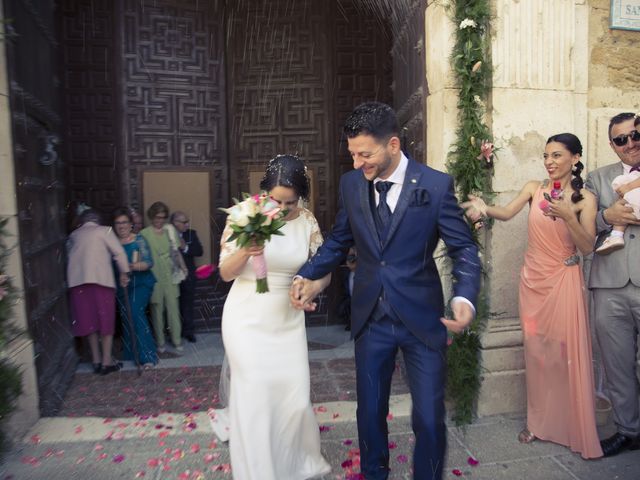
[290,277,321,311]
[242,243,264,258]
[460,194,488,222]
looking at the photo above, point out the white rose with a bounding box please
[224,204,250,227]
[239,199,260,218]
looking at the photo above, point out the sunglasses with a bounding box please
[611,130,640,147]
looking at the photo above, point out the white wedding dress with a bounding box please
[218,208,331,480]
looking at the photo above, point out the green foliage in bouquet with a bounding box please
[223,193,288,248]
[444,0,494,427]
[0,217,23,455]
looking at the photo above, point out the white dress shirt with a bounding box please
[373,152,408,212]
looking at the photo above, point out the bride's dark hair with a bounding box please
[260,154,310,200]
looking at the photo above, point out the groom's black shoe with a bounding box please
[600,432,640,457]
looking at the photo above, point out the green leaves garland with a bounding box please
[0,217,23,455]
[445,0,494,426]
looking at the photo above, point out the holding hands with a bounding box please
[290,277,322,312]
[461,195,488,223]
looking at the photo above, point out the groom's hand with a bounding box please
[441,300,474,334]
[289,277,318,311]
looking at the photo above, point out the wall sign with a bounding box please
[611,0,640,31]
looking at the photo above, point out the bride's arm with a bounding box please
[218,221,263,282]
[219,245,263,282]
[291,209,333,309]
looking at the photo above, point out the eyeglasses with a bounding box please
[175,219,189,224]
[154,215,168,220]
[611,130,640,147]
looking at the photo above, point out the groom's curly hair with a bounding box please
[343,102,399,142]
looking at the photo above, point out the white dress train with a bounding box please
[219,209,331,480]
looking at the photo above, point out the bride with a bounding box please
[217,154,332,479]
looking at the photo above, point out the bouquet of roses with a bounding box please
[220,193,287,293]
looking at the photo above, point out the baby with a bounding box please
[595,114,640,254]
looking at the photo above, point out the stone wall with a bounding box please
[587,0,640,171]
[0,1,40,441]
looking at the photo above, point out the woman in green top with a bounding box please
[140,201,187,353]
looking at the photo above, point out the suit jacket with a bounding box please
[585,162,640,288]
[179,228,203,279]
[67,221,129,289]
[298,158,481,346]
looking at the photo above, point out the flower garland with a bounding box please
[445,0,494,426]
[0,217,23,455]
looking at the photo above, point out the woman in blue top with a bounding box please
[113,207,158,368]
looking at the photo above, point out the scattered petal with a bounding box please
[467,456,479,466]
[112,454,125,463]
[29,435,41,445]
[397,454,408,463]
[343,439,353,446]
[452,469,463,476]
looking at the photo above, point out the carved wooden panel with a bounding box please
[59,0,119,214]
[227,0,333,229]
[332,0,393,179]
[4,0,75,415]
[391,0,427,163]
[120,0,227,210]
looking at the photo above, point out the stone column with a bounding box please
[0,3,40,438]
[477,0,589,416]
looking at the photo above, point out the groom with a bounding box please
[291,102,481,480]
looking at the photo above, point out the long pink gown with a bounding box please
[519,186,603,459]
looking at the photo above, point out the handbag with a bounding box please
[165,225,188,284]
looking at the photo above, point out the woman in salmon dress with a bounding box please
[463,133,603,459]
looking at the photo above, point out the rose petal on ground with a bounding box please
[388,441,397,449]
[29,435,41,445]
[135,472,146,478]
[343,439,353,446]
[341,459,353,468]
[74,425,83,434]
[452,469,463,476]
[467,456,479,466]
[190,444,200,454]
[112,454,125,463]
[397,454,408,463]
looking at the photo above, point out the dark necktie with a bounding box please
[631,164,640,172]
[375,181,393,239]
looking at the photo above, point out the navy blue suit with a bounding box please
[298,157,480,479]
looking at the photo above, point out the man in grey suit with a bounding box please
[585,112,640,457]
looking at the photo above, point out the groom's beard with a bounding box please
[363,152,394,181]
